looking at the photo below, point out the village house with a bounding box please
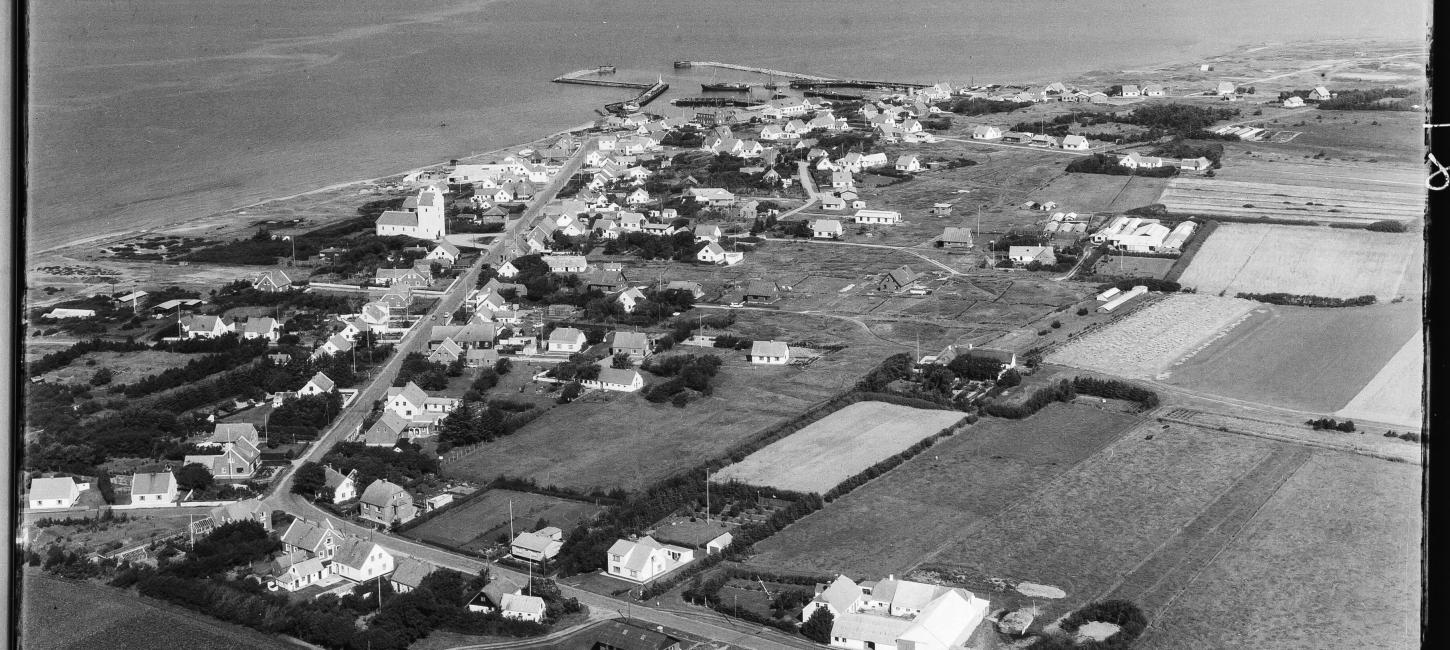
[1283,95,1306,108]
[364,411,410,448]
[664,280,705,299]
[581,366,646,393]
[241,316,280,342]
[385,382,460,422]
[312,333,354,360]
[390,557,440,594]
[331,537,396,582]
[614,286,647,313]
[971,125,1003,140]
[546,327,588,353]
[324,465,358,503]
[1120,84,1141,97]
[813,219,844,239]
[359,479,417,528]
[1118,152,1169,169]
[266,553,329,592]
[1143,84,1166,97]
[607,331,652,359]
[854,209,902,225]
[686,188,736,207]
[805,575,991,650]
[180,315,235,339]
[299,372,337,397]
[184,434,260,481]
[693,224,723,242]
[542,254,589,274]
[742,279,780,303]
[878,266,920,292]
[1061,134,1090,150]
[512,526,565,564]
[375,266,432,289]
[26,477,86,510]
[1179,156,1213,171]
[1311,85,1333,100]
[252,269,293,293]
[820,194,846,211]
[211,499,272,531]
[938,227,974,248]
[895,154,922,173]
[1215,80,1237,96]
[501,593,547,623]
[280,518,343,560]
[749,340,791,365]
[426,243,461,265]
[606,536,695,583]
[1007,245,1058,265]
[129,471,177,506]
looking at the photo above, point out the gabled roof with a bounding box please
[305,372,336,393]
[814,575,864,613]
[750,340,790,358]
[743,279,778,297]
[332,537,387,570]
[387,382,429,408]
[940,227,974,243]
[28,477,80,502]
[482,576,523,607]
[609,330,650,350]
[365,411,409,446]
[549,327,586,343]
[834,613,915,646]
[280,518,339,552]
[390,556,438,589]
[512,530,559,554]
[501,593,546,616]
[590,621,680,650]
[360,479,409,508]
[210,422,259,445]
[130,471,175,496]
[884,265,918,287]
[597,367,641,387]
[323,465,354,490]
[376,211,419,227]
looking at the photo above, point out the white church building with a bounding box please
[376,185,447,240]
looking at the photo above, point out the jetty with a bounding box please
[553,68,653,89]
[790,79,928,91]
[670,97,764,108]
[604,79,669,114]
[672,61,834,82]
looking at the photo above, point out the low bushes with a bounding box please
[1035,600,1149,650]
[27,337,150,377]
[981,379,1077,419]
[1236,293,1376,308]
[1307,417,1356,432]
[1066,154,1178,178]
[1097,278,1182,293]
[1072,377,1160,410]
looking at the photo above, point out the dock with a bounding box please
[790,79,928,91]
[604,80,669,114]
[671,97,764,108]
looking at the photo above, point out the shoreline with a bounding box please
[28,37,1422,264]
[30,121,599,258]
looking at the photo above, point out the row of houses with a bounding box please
[969,126,1093,151]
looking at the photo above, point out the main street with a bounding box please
[258,136,820,650]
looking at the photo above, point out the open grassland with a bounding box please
[1140,451,1421,650]
[1163,301,1422,414]
[444,311,907,492]
[713,401,966,494]
[1158,177,1422,225]
[1046,294,1259,379]
[923,427,1285,616]
[1159,408,1420,464]
[36,349,199,385]
[1028,172,1171,213]
[744,404,1137,577]
[1336,331,1424,429]
[20,572,296,650]
[403,489,604,553]
[1174,224,1421,299]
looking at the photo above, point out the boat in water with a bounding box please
[701,82,754,92]
[673,61,693,68]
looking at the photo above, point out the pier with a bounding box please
[604,80,670,114]
[790,79,929,91]
[672,61,834,82]
[670,97,764,108]
[553,68,653,89]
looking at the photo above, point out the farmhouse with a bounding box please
[749,340,791,365]
[1178,156,1213,171]
[854,210,902,225]
[511,526,564,563]
[27,477,85,510]
[543,255,589,274]
[813,219,844,239]
[1007,246,1057,265]
[1118,152,1169,168]
[129,471,177,506]
[606,536,695,583]
[359,479,417,528]
[812,576,991,650]
[934,344,1017,373]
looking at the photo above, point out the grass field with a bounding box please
[1140,451,1421,650]
[444,311,908,492]
[1028,172,1171,213]
[1089,254,1177,280]
[20,572,296,649]
[402,489,605,553]
[1046,294,1260,380]
[922,426,1285,615]
[712,401,966,494]
[1336,330,1423,429]
[1173,224,1421,299]
[744,404,1137,578]
[1162,301,1422,414]
[37,349,199,385]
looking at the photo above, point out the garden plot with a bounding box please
[1158,177,1422,225]
[1173,224,1420,299]
[1046,294,1258,380]
[712,401,966,494]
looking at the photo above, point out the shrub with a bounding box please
[1366,219,1407,233]
[1076,307,1089,316]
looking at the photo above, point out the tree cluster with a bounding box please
[1235,292,1375,308]
[1307,417,1356,432]
[1067,154,1178,178]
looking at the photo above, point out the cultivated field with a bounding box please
[1089,254,1177,280]
[403,489,605,553]
[1027,172,1171,213]
[1336,330,1424,429]
[1046,294,1259,379]
[744,404,1138,578]
[1141,451,1421,650]
[1158,177,1423,225]
[712,401,966,494]
[20,572,296,649]
[1173,224,1420,300]
[1163,301,1422,414]
[444,311,910,492]
[921,426,1289,617]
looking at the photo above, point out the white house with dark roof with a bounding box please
[26,477,85,510]
[299,372,336,397]
[511,526,564,563]
[129,471,177,506]
[184,437,260,481]
[266,553,329,592]
[427,243,461,264]
[1008,245,1057,265]
[547,327,588,353]
[812,219,844,239]
[324,465,358,503]
[749,340,790,364]
[331,537,396,582]
[280,518,343,560]
[180,315,234,339]
[1061,134,1090,150]
[312,333,354,360]
[581,367,645,393]
[241,317,280,342]
[895,155,922,173]
[606,536,695,583]
[385,382,459,421]
[502,593,547,623]
[204,423,259,447]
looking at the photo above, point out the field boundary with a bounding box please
[1159,408,1418,463]
[1096,445,1312,623]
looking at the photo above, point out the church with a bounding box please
[376,185,447,240]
